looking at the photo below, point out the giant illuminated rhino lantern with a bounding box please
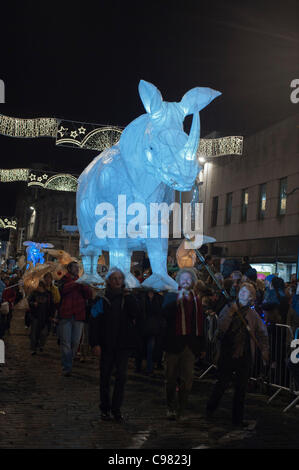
[77,80,221,289]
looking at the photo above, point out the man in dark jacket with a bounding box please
[89,268,140,422]
[162,268,206,421]
[58,261,92,376]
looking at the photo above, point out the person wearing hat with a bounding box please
[162,268,206,421]
[89,267,140,423]
[206,282,269,427]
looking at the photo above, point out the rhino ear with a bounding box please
[180,87,221,115]
[138,80,163,115]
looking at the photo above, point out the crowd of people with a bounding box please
[1,254,299,427]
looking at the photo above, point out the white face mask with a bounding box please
[238,287,253,306]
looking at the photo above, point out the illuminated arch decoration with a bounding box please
[0,168,78,192]
[56,121,123,151]
[0,114,243,158]
[45,174,78,192]
[0,217,17,229]
[27,172,78,192]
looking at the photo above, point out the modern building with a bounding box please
[197,114,299,280]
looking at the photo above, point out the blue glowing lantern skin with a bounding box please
[24,241,54,269]
[77,80,221,290]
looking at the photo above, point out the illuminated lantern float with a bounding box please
[77,80,221,290]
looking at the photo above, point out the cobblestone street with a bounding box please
[0,306,299,449]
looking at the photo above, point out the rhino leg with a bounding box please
[79,253,105,286]
[109,248,140,288]
[142,239,178,291]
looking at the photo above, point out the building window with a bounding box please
[258,183,267,219]
[225,193,233,225]
[56,211,63,231]
[278,177,287,215]
[211,196,218,227]
[241,189,249,222]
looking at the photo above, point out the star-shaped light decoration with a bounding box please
[29,173,36,181]
[37,177,42,182]
[4,218,8,223]
[78,126,86,135]
[70,131,78,139]
[57,126,68,137]
[12,221,16,225]
[42,174,48,179]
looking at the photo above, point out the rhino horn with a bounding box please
[179,111,200,161]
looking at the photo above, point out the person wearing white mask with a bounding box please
[206,282,269,427]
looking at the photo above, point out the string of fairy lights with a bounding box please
[0,114,243,231]
[0,114,243,157]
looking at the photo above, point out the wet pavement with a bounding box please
[0,306,299,449]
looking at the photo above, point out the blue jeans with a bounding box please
[59,317,84,372]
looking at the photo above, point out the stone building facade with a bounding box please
[10,184,79,258]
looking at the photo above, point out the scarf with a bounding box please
[175,290,203,336]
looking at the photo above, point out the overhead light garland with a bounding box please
[0,168,29,182]
[0,115,58,138]
[0,217,17,230]
[0,169,78,192]
[0,114,243,157]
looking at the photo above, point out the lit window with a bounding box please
[241,189,249,222]
[211,196,218,227]
[225,193,233,225]
[258,184,267,219]
[278,177,287,215]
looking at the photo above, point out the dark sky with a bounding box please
[0,0,298,216]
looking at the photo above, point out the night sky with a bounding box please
[0,0,298,217]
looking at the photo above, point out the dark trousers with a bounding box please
[30,318,49,351]
[206,354,251,425]
[100,349,129,415]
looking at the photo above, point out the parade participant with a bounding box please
[136,289,164,375]
[287,281,299,331]
[89,268,140,422]
[263,275,289,324]
[2,276,17,335]
[43,272,61,334]
[229,271,243,300]
[0,273,6,303]
[58,261,92,376]
[28,280,55,355]
[162,268,206,421]
[206,282,269,427]
[240,256,252,275]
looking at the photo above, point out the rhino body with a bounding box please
[77,80,221,289]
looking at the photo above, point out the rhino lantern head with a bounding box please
[119,80,221,194]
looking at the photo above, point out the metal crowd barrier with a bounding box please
[197,314,299,413]
[196,313,219,380]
